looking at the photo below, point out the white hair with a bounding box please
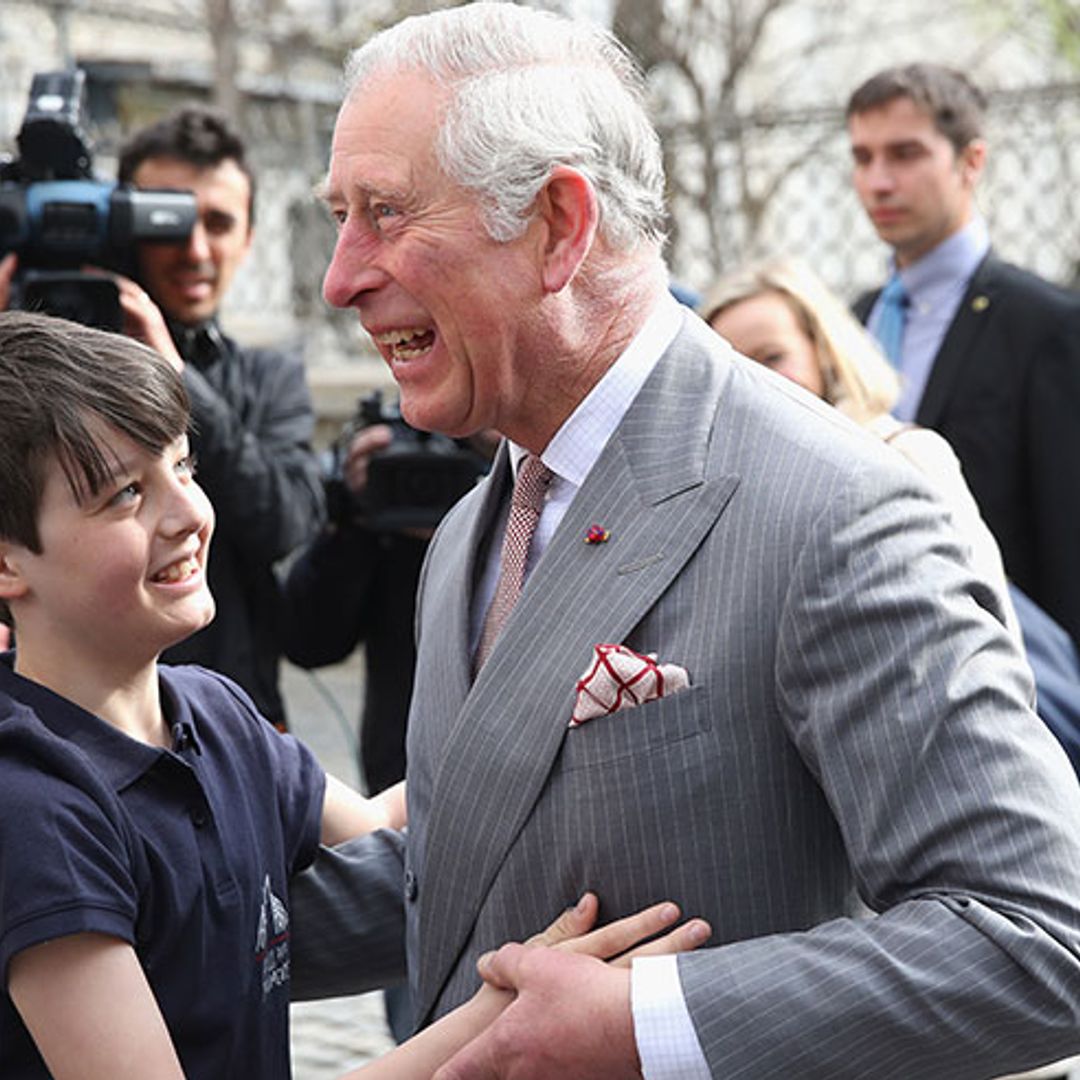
[343,2,667,251]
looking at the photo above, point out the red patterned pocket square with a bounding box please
[570,643,690,727]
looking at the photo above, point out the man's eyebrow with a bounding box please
[312,175,411,207]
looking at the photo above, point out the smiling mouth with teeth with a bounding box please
[152,557,200,584]
[375,328,436,360]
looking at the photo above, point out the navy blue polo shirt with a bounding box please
[0,657,325,1078]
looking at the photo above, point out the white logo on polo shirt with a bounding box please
[255,873,291,997]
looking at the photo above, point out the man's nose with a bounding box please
[863,157,895,194]
[323,223,386,309]
[184,221,213,263]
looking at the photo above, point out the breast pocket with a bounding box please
[557,682,709,772]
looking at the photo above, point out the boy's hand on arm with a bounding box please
[320,774,407,846]
[431,897,711,1080]
[337,895,709,1080]
[9,932,185,1080]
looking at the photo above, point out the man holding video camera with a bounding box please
[1,104,325,729]
[117,106,325,730]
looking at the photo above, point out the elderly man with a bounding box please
[290,5,1080,1077]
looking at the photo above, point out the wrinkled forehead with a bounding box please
[324,72,452,197]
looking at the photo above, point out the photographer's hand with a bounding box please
[343,424,394,497]
[80,267,185,373]
[114,273,185,374]
[0,252,16,309]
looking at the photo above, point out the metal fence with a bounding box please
[5,67,1077,375]
[222,78,1080,370]
[666,81,1080,300]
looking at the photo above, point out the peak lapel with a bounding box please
[414,319,741,1019]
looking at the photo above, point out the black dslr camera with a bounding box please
[0,69,197,330]
[327,390,490,533]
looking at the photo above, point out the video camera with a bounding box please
[327,390,490,533]
[0,69,197,330]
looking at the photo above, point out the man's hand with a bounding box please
[112,272,185,373]
[342,424,393,496]
[0,252,16,309]
[433,947,640,1080]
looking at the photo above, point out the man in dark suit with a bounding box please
[848,63,1080,651]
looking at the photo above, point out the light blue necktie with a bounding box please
[874,273,908,368]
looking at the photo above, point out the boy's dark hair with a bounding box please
[846,63,987,155]
[118,104,256,224]
[0,312,189,622]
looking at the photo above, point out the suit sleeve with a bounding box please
[676,464,1080,1077]
[1025,303,1080,650]
[184,347,326,566]
[288,830,407,999]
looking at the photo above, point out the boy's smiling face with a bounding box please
[2,424,215,672]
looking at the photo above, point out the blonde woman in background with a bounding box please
[701,254,1019,636]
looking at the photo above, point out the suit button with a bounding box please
[191,808,208,828]
[404,868,418,902]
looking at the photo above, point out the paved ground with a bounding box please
[283,656,398,1078]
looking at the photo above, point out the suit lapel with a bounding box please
[413,447,513,724]
[413,319,741,1019]
[916,254,998,427]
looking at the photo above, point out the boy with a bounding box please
[0,310,708,1078]
[0,310,403,1077]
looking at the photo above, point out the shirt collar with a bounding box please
[0,655,189,790]
[508,293,684,487]
[896,216,990,301]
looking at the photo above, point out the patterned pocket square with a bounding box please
[570,643,690,727]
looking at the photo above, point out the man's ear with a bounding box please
[535,167,599,294]
[0,546,29,605]
[959,138,987,188]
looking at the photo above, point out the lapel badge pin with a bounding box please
[972,295,990,313]
[585,524,610,545]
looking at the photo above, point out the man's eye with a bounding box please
[369,202,400,228]
[204,214,236,235]
[176,454,197,479]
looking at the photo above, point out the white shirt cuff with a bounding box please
[631,954,711,1079]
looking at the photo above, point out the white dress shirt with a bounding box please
[469,293,711,1078]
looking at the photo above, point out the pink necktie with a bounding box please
[475,454,553,670]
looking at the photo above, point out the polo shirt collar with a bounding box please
[0,655,190,791]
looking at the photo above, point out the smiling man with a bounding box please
[848,64,1080,652]
[112,106,325,729]
[289,9,1080,1078]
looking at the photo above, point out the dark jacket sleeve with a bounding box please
[281,523,380,669]
[289,830,407,999]
[184,344,326,567]
[1024,296,1080,649]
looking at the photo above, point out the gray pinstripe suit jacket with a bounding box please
[291,313,1080,1077]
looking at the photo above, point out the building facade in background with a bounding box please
[2,0,1077,417]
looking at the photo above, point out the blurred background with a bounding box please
[3,0,1078,446]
